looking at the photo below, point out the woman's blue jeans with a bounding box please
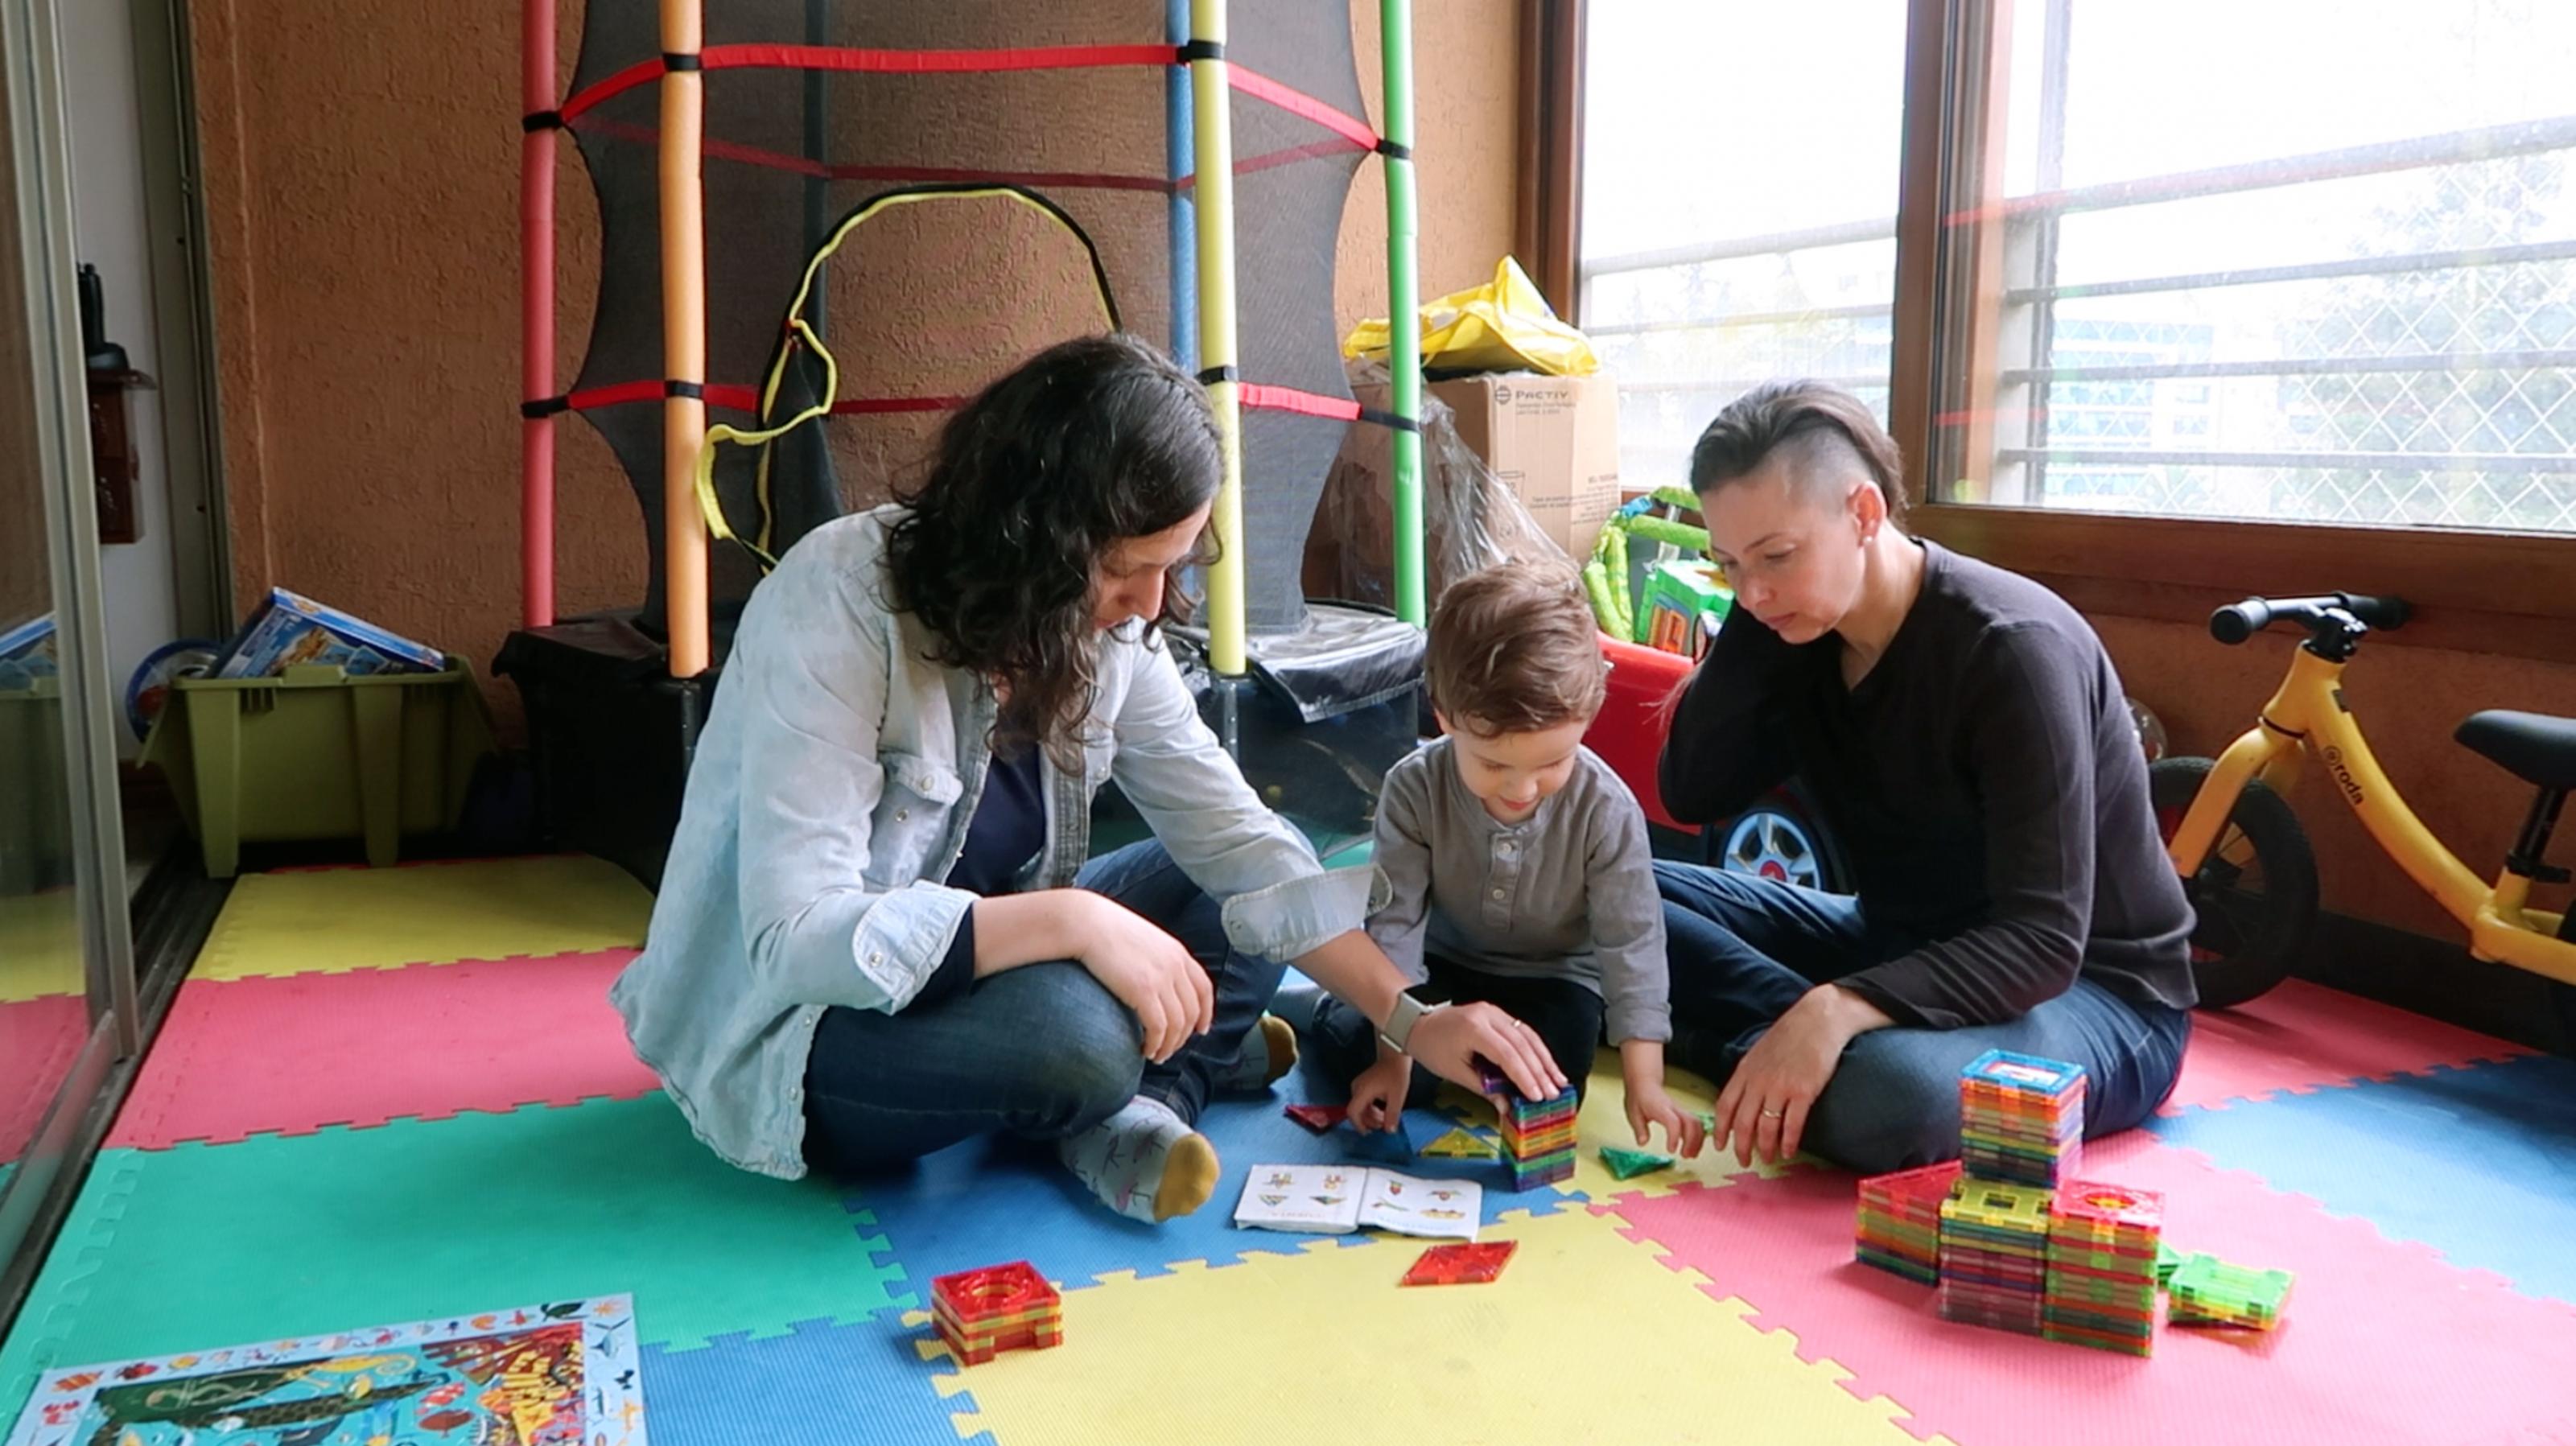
[1657,861,2191,1173]
[802,840,1281,1175]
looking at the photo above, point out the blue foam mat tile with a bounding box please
[845,1078,1581,1294]
[2147,1053,2576,1306]
[638,1312,974,1446]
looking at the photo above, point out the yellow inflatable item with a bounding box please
[1342,255,1598,376]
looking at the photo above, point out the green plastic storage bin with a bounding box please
[139,658,497,878]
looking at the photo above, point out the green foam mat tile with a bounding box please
[0,1093,910,1414]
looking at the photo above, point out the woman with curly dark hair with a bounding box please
[614,335,1566,1222]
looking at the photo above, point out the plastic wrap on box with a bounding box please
[1306,359,1568,613]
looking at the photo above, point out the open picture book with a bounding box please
[1232,1165,1481,1241]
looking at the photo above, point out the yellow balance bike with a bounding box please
[2152,592,2576,1017]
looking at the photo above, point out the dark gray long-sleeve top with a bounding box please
[1370,736,1672,1044]
[1658,540,2196,1028]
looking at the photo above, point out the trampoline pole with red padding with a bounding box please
[521,0,555,630]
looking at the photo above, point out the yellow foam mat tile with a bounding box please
[0,892,84,1003]
[911,1206,1953,1446]
[1439,1055,1813,1202]
[192,855,653,981]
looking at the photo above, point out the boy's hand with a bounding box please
[1624,1078,1704,1158]
[1347,1053,1412,1134]
[1618,1040,1703,1156]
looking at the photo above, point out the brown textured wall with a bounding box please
[2100,617,2576,936]
[188,0,1520,725]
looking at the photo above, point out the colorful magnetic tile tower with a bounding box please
[1938,1176,2054,1334]
[1501,1090,1578,1189]
[2167,1254,2295,1331]
[1854,1160,1961,1284]
[930,1260,1064,1366]
[2044,1181,2165,1357]
[1959,1048,2087,1188]
[1475,1058,1577,1189]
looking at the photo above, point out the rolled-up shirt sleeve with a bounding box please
[732,546,976,1013]
[1107,636,1381,959]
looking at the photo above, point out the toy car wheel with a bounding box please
[1706,785,1849,894]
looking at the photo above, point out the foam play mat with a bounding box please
[5,855,2572,1445]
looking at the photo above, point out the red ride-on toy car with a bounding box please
[1582,634,1851,892]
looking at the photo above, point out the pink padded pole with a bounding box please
[521,0,557,628]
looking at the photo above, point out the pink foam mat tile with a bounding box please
[2162,978,2531,1114]
[106,948,657,1149]
[0,993,90,1162]
[1597,1130,2576,1446]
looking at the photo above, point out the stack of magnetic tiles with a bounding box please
[2167,1254,2294,1331]
[1938,1176,2056,1333]
[1960,1048,2086,1186]
[1851,1049,2215,1357]
[1476,1060,1577,1189]
[2043,1182,2166,1356]
[930,1261,1063,1367]
[1496,1083,1579,1190]
[1855,1160,1960,1284]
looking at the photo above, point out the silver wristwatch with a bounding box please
[1377,989,1442,1055]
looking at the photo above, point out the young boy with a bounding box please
[1305,562,1704,1158]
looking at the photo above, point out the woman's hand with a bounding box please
[1406,1003,1568,1102]
[1068,893,1216,1064]
[1713,984,1890,1166]
[1346,1051,1413,1134]
[1285,930,1564,1101]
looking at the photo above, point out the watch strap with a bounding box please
[1378,989,1438,1054]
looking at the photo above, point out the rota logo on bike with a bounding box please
[2319,746,2364,805]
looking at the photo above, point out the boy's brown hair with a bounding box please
[1426,560,1609,735]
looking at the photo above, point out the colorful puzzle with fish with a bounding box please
[2,1296,645,1446]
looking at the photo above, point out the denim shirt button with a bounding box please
[895,809,909,822]
[1489,887,1506,900]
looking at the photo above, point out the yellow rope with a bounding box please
[694,186,1120,571]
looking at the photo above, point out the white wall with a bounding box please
[64,0,180,758]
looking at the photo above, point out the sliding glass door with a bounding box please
[0,0,138,1316]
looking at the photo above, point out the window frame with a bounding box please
[1539,0,2576,662]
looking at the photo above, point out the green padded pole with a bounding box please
[1382,0,1425,625]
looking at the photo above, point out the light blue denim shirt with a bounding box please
[612,505,1374,1179]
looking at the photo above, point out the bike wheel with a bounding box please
[2150,756,2319,1010]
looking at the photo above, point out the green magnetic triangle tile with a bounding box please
[1598,1146,1675,1180]
[0,1093,909,1410]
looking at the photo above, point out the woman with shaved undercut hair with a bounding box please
[1654,381,2195,1174]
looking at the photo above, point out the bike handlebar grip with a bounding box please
[2341,592,2412,632]
[2211,599,2271,645]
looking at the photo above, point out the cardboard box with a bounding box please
[1304,371,1622,605]
[1432,373,1623,564]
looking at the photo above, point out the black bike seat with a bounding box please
[2456,710,2576,791]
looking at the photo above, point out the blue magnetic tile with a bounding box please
[641,1313,972,1445]
[845,1074,1578,1295]
[2147,1053,2576,1304]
